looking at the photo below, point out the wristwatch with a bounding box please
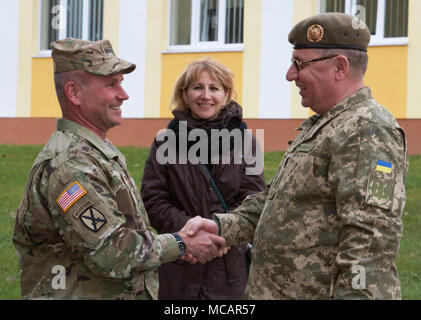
[172,233,187,257]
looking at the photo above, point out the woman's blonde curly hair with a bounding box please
[170,57,236,112]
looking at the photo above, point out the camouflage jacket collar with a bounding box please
[296,114,321,131]
[323,86,372,121]
[57,118,120,160]
[296,87,372,132]
[289,87,373,151]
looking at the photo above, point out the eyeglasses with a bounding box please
[291,55,338,71]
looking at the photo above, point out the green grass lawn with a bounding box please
[0,145,419,299]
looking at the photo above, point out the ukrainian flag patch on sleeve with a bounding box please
[56,181,87,212]
[376,160,392,174]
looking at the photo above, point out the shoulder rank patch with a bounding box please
[57,181,87,212]
[80,207,107,232]
[376,160,392,174]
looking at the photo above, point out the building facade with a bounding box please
[1,0,420,153]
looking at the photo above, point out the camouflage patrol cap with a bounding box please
[51,38,136,75]
[288,13,371,52]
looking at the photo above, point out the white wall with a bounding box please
[0,0,19,117]
[259,0,294,118]
[119,0,147,118]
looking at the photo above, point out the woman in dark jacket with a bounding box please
[141,58,265,300]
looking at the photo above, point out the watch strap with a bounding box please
[172,233,186,257]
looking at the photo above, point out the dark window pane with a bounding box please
[89,0,103,41]
[225,0,243,44]
[170,0,192,45]
[320,0,346,13]
[356,0,377,35]
[200,0,219,42]
[385,0,408,37]
[41,0,60,50]
[67,0,83,39]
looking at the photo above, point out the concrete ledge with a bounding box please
[0,118,420,154]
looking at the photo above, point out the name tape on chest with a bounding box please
[56,181,86,212]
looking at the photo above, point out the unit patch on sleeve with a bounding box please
[56,181,87,212]
[376,160,392,174]
[80,207,107,232]
[366,160,396,210]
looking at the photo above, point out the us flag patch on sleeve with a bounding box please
[56,181,87,212]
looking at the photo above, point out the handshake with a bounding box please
[176,216,229,264]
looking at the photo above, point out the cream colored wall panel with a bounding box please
[143,0,165,118]
[242,0,262,118]
[289,0,318,118]
[407,0,421,118]
[16,0,39,117]
[103,0,120,52]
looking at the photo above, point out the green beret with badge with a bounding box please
[288,12,371,52]
[50,38,136,76]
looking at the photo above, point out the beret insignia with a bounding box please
[307,24,324,42]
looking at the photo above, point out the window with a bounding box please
[40,0,104,52]
[169,0,244,51]
[320,0,408,45]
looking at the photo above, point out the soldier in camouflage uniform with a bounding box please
[187,13,408,299]
[12,38,226,299]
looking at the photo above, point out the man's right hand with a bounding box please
[178,216,228,264]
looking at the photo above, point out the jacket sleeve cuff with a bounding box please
[157,233,180,264]
[213,212,255,246]
[212,218,222,236]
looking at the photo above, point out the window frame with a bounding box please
[37,0,99,56]
[166,0,244,53]
[318,0,408,46]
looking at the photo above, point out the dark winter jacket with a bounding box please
[140,101,265,299]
